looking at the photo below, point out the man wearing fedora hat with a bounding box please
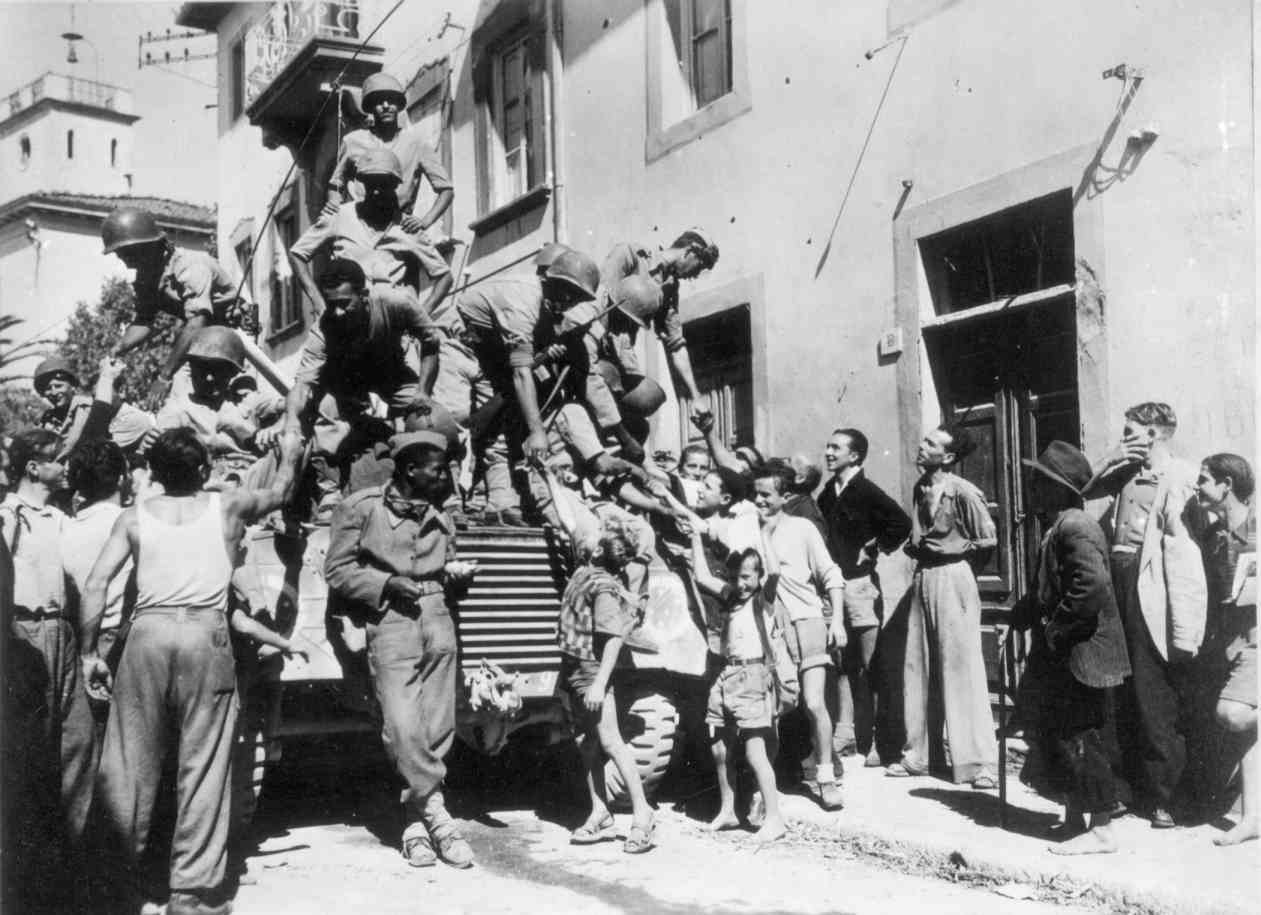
[325,428,479,869]
[1013,441,1131,855]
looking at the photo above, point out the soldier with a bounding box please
[33,355,153,458]
[324,430,478,869]
[81,426,305,915]
[101,207,257,401]
[292,148,452,308]
[328,72,454,236]
[600,229,720,429]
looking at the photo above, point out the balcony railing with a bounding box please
[2,72,133,121]
[244,0,362,108]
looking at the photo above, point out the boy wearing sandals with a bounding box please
[689,537,788,842]
[557,516,657,854]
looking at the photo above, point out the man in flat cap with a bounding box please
[324,427,478,870]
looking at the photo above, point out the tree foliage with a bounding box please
[0,313,54,386]
[60,277,177,414]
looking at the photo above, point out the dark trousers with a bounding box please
[1112,552,1188,810]
[366,599,457,825]
[95,607,239,911]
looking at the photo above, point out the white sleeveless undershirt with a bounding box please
[134,492,233,612]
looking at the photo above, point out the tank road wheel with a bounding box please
[604,686,678,807]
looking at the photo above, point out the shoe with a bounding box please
[837,741,858,758]
[570,814,617,845]
[623,818,656,854]
[433,830,475,868]
[885,761,926,778]
[971,774,998,791]
[403,833,437,867]
[818,780,845,811]
[864,748,883,768]
[1150,807,1176,829]
[420,791,476,868]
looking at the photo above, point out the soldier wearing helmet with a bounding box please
[291,147,452,328]
[328,71,454,236]
[154,326,284,472]
[600,228,721,430]
[33,355,154,457]
[101,206,257,401]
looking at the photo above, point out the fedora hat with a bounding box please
[1022,440,1092,496]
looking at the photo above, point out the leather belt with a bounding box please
[724,656,765,668]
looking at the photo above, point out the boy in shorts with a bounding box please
[689,536,787,842]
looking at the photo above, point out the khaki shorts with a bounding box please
[783,617,833,673]
[706,661,774,732]
[843,574,882,629]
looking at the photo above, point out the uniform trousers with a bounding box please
[901,560,997,782]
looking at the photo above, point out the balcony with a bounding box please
[3,72,136,124]
[244,0,382,144]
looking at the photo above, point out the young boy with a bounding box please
[557,516,656,854]
[690,536,787,842]
[676,443,711,507]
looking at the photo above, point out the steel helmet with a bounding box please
[534,242,571,271]
[101,207,165,254]
[184,326,246,372]
[355,148,404,183]
[671,227,720,269]
[360,72,407,111]
[543,249,600,302]
[611,274,662,328]
[33,356,79,393]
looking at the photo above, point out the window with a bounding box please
[680,305,754,448]
[18,135,30,169]
[109,138,118,167]
[646,0,750,161]
[230,38,246,121]
[269,208,301,335]
[66,129,74,159]
[474,26,547,218]
[919,190,1074,314]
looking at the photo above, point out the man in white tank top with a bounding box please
[325,429,478,869]
[79,426,304,915]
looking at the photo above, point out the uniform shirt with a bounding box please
[556,564,638,662]
[909,472,998,561]
[599,242,686,354]
[330,126,454,214]
[0,492,66,616]
[1110,466,1161,549]
[289,202,449,290]
[761,514,846,622]
[40,395,154,452]
[294,285,439,389]
[455,274,551,371]
[61,501,129,634]
[324,483,456,614]
[133,247,247,325]
[156,396,255,462]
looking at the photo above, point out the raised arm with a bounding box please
[228,427,306,523]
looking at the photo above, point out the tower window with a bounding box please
[66,130,74,159]
[19,135,30,168]
[110,138,118,167]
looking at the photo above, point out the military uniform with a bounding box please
[290,201,450,292]
[134,247,254,331]
[331,126,454,216]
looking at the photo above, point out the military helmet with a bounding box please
[534,242,572,272]
[671,227,720,269]
[360,72,407,111]
[356,148,404,183]
[101,207,165,254]
[611,274,662,328]
[543,249,601,302]
[33,356,79,393]
[185,326,246,372]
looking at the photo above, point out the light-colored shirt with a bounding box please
[706,500,761,560]
[62,501,128,632]
[1112,467,1160,549]
[455,274,549,371]
[330,126,454,213]
[134,493,233,612]
[290,202,449,290]
[721,592,764,660]
[0,492,66,615]
[761,513,846,622]
[134,247,249,325]
[909,472,998,560]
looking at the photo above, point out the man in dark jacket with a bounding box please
[1014,441,1131,855]
[818,429,911,765]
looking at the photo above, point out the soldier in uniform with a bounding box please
[101,207,257,402]
[32,356,153,457]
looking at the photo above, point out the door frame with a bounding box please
[892,144,1109,505]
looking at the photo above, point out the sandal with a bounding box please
[570,814,617,845]
[623,818,656,854]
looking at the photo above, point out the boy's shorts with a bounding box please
[706,661,774,732]
[559,656,602,703]
[783,617,833,673]
[842,574,882,629]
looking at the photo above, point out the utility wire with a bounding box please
[813,34,909,279]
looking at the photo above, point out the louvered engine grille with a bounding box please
[453,526,568,674]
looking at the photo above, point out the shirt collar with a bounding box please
[4,491,56,518]
[833,466,862,494]
[381,483,452,533]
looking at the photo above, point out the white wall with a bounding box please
[0,106,135,201]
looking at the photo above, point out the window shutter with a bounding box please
[526,25,548,190]
[472,50,494,215]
